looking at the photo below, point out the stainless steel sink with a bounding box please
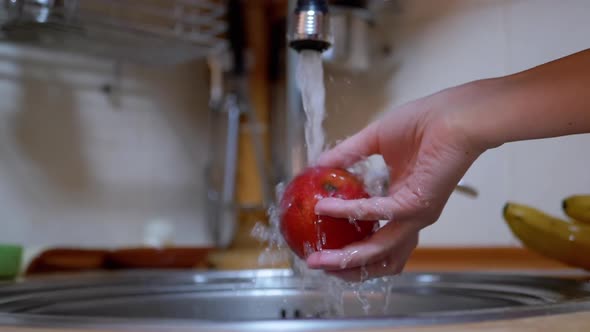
[0,269,589,331]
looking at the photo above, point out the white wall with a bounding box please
[323,0,590,246]
[0,45,213,248]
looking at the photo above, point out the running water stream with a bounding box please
[296,50,327,165]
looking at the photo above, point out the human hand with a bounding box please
[301,49,590,281]
[306,81,496,281]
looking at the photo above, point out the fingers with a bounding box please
[325,261,404,282]
[315,197,398,221]
[306,220,419,271]
[305,246,384,271]
[316,122,379,168]
[316,178,439,223]
[325,232,418,282]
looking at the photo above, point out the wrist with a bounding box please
[447,76,515,152]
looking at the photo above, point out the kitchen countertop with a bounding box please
[209,246,590,277]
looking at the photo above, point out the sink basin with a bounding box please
[0,269,589,331]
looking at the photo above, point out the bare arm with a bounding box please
[460,49,590,150]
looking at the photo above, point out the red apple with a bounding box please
[279,166,379,259]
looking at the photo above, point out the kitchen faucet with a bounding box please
[289,0,333,52]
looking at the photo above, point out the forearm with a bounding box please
[465,49,590,149]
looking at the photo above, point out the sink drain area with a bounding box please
[280,308,305,319]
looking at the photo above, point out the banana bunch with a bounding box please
[562,195,590,224]
[503,200,590,271]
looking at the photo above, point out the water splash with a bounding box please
[342,266,371,316]
[251,183,288,267]
[381,276,396,314]
[349,155,390,197]
[325,276,347,317]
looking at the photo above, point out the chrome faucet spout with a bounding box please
[288,0,332,52]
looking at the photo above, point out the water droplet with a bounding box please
[324,275,347,317]
[304,242,314,256]
[314,220,324,251]
[352,267,372,315]
[360,265,369,282]
[337,249,361,269]
[372,222,381,232]
[382,277,396,314]
[347,217,362,232]
[250,222,269,242]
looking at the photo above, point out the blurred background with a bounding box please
[0,0,588,275]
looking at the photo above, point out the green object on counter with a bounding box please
[0,244,22,280]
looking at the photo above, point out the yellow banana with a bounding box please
[562,195,590,224]
[503,202,590,271]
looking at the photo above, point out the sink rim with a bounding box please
[0,269,588,331]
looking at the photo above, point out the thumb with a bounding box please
[317,122,379,168]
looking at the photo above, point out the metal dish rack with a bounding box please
[0,0,228,65]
